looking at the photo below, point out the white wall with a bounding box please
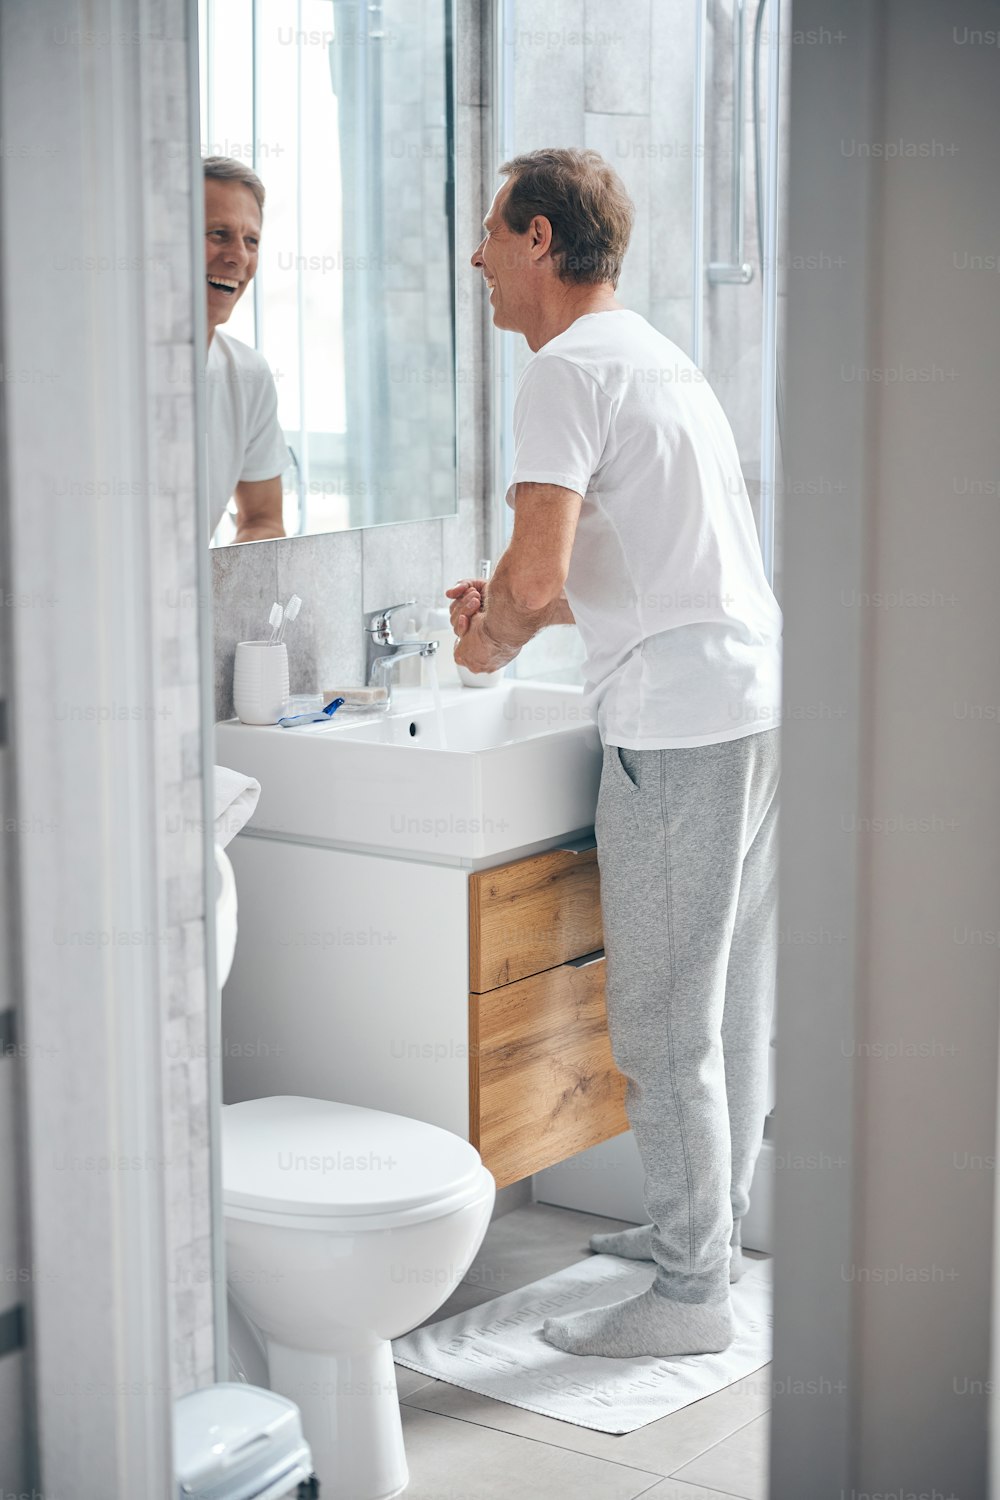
[772,2,1000,1494]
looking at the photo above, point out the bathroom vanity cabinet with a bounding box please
[468,845,628,1186]
[223,835,630,1189]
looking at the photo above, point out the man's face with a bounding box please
[471,178,538,336]
[204,179,262,334]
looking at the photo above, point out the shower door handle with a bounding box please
[707,0,754,286]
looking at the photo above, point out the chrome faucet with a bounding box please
[364,600,439,709]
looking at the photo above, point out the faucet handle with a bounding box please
[366,599,417,644]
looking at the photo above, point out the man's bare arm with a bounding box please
[233,476,285,542]
[452,482,581,673]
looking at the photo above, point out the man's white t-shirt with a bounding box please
[507,309,783,749]
[206,330,290,535]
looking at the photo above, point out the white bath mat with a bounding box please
[392,1254,772,1434]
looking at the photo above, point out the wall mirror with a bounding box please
[199,0,458,545]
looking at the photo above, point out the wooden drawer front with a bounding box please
[469,846,603,993]
[469,956,629,1189]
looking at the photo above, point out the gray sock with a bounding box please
[588,1222,654,1260]
[589,1221,745,1282]
[542,1282,735,1359]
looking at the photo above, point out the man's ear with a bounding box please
[528,214,554,260]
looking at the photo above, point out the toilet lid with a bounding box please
[222,1096,485,1219]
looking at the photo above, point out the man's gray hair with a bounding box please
[203,156,265,215]
[498,148,634,289]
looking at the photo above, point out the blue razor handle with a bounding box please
[277,698,345,728]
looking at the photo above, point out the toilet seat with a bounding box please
[223,1095,490,1229]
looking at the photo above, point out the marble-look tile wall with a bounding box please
[212,0,489,720]
[509,0,698,377]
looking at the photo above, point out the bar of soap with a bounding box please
[322,685,388,706]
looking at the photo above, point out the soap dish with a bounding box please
[323,685,388,710]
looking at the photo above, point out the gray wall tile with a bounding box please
[652,295,694,352]
[649,0,696,312]
[584,0,651,115]
[443,492,486,590]
[211,543,280,722]
[512,0,587,150]
[585,112,651,320]
[362,518,444,617]
[275,530,365,693]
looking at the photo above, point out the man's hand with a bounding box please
[454,610,517,674]
[447,482,582,673]
[446,578,489,637]
[233,475,285,542]
[450,586,576,672]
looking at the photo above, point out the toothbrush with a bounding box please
[277,697,345,728]
[265,602,283,645]
[275,594,302,646]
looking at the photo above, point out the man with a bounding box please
[203,157,288,542]
[449,149,782,1360]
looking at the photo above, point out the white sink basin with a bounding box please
[215,682,603,861]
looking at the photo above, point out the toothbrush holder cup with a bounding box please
[233,641,290,725]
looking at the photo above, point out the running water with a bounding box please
[424,653,449,748]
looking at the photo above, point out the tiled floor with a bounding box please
[395,1203,771,1500]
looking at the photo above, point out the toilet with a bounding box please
[215,845,495,1500]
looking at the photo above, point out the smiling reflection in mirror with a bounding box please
[203,156,290,543]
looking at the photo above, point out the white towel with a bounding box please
[393,1256,773,1434]
[214,765,261,848]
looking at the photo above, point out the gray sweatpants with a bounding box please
[595,729,780,1305]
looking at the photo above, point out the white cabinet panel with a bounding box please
[223,836,471,1137]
